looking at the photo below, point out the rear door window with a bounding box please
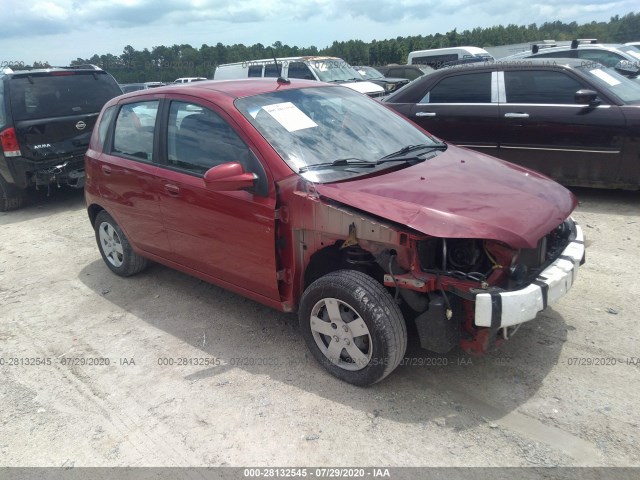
[112,101,160,161]
[8,72,122,121]
[421,73,491,103]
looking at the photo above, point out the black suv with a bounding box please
[0,65,122,211]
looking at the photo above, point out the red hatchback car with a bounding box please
[85,78,585,385]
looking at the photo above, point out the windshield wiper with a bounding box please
[298,144,448,174]
[298,158,375,173]
[381,143,447,161]
[372,143,448,166]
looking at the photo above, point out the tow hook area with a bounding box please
[66,169,85,188]
[459,324,522,355]
[34,161,85,192]
[413,293,462,353]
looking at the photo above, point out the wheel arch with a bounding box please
[303,241,386,291]
[87,203,105,227]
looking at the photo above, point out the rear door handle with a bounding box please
[164,184,181,197]
[504,113,530,118]
[101,165,112,175]
[415,112,436,117]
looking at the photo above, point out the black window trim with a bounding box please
[108,98,162,164]
[411,67,617,106]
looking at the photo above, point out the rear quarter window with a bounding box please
[96,105,116,150]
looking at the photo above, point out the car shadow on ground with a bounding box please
[571,187,640,216]
[78,256,567,430]
[0,187,85,226]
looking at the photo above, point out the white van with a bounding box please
[214,56,385,97]
[408,47,494,69]
[174,77,207,83]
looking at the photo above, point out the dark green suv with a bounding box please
[0,65,122,211]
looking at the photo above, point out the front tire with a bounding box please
[94,210,148,276]
[299,270,407,386]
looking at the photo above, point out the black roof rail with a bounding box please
[2,64,103,74]
[571,39,598,49]
[531,42,557,54]
[58,64,103,70]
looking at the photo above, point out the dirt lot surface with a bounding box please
[1,187,639,468]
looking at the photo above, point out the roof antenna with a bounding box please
[270,46,290,85]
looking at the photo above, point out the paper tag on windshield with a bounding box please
[262,102,318,132]
[590,68,621,86]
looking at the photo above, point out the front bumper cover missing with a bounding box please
[475,221,585,328]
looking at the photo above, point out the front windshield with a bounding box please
[357,67,383,80]
[310,60,363,83]
[235,86,440,182]
[579,65,640,104]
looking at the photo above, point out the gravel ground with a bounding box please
[0,186,639,467]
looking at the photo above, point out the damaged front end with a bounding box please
[285,179,585,357]
[381,219,584,355]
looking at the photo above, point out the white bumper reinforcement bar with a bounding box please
[475,222,585,328]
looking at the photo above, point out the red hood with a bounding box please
[314,146,577,249]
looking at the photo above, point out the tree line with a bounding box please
[10,11,640,83]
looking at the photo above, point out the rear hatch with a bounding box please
[8,70,122,163]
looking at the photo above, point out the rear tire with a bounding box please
[299,270,407,386]
[94,210,148,276]
[0,176,25,212]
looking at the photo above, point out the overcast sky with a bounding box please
[2,0,637,66]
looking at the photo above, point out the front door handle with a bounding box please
[101,165,112,175]
[416,112,436,117]
[504,113,530,118]
[164,184,181,197]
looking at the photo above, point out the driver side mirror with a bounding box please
[575,89,601,107]
[204,162,257,191]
